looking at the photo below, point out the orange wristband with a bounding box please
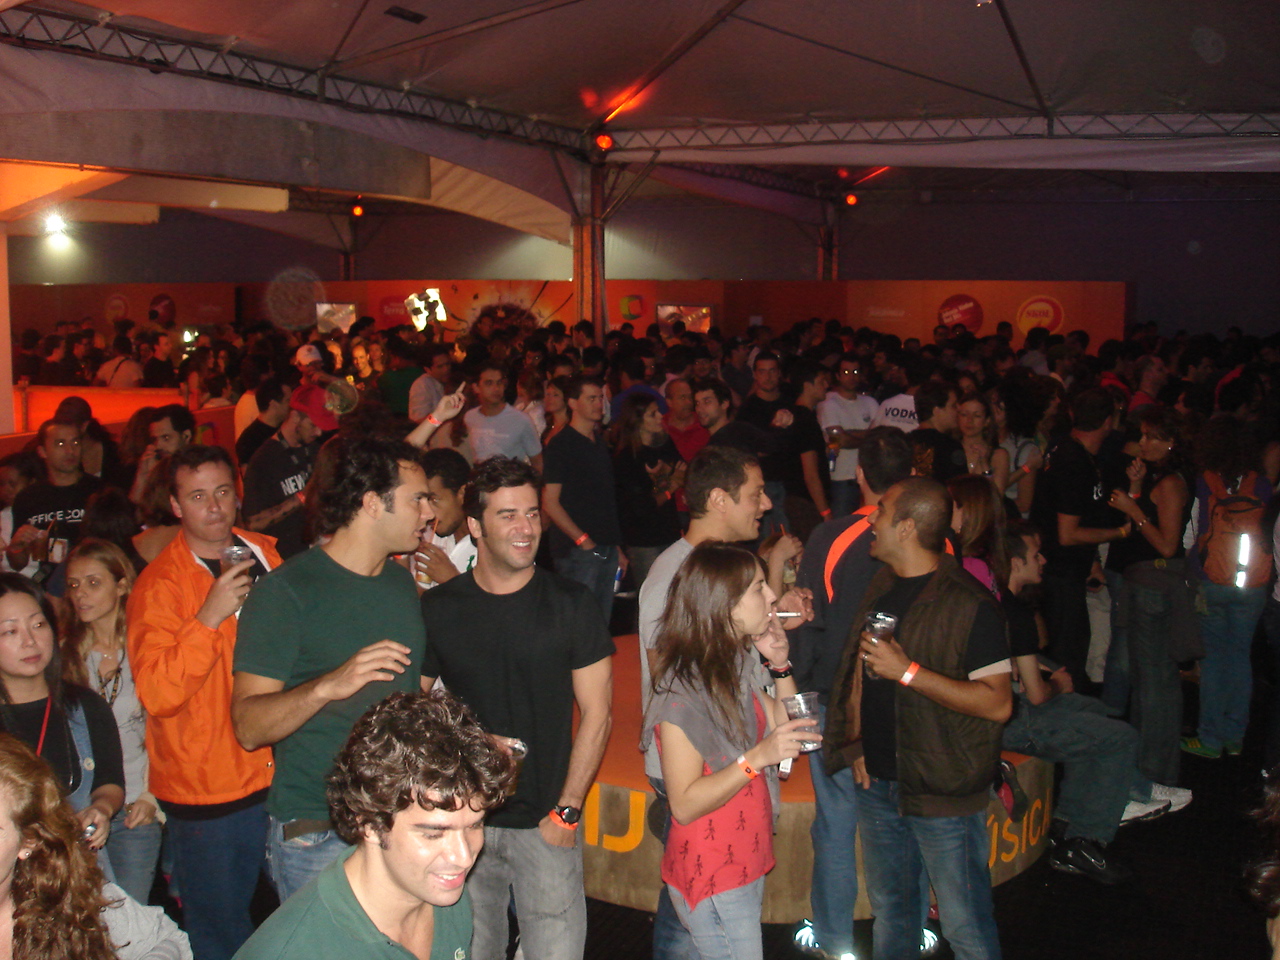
[548,809,578,830]
[736,754,759,779]
[426,414,441,426]
[574,532,590,547]
[900,662,920,686]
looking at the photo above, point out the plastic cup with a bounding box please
[219,544,254,575]
[863,611,898,678]
[494,736,527,796]
[781,692,822,753]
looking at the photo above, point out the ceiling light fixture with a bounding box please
[44,213,67,234]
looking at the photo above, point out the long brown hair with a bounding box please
[0,734,116,960]
[652,542,761,746]
[947,474,1009,589]
[612,394,661,456]
[61,539,135,688]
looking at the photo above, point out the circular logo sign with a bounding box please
[937,294,983,333]
[619,295,644,322]
[1016,296,1064,334]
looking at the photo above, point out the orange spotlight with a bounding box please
[351,195,364,217]
[836,167,850,179]
[595,133,614,151]
[844,192,859,206]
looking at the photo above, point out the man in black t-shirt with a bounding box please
[235,376,293,467]
[242,384,334,558]
[422,457,613,960]
[827,478,1010,960]
[735,353,797,537]
[7,419,104,570]
[908,380,966,482]
[1028,389,1130,684]
[541,376,621,620]
[141,331,178,388]
[998,523,1185,886]
[785,361,832,536]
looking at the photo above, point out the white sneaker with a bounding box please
[1150,782,1193,812]
[1121,797,1171,823]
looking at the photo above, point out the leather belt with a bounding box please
[281,818,332,841]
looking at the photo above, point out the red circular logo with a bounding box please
[938,294,984,334]
[1016,296,1064,334]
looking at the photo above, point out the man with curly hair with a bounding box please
[233,690,514,960]
[232,433,434,903]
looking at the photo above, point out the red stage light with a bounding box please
[351,196,364,217]
[595,133,614,151]
[844,192,859,206]
[836,167,850,179]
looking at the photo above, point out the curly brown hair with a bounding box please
[0,735,116,960]
[326,690,514,845]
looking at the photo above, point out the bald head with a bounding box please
[890,477,951,553]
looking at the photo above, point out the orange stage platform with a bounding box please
[581,636,1054,923]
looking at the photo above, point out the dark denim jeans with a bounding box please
[1002,692,1141,845]
[1042,570,1092,687]
[104,809,162,904]
[1101,569,1130,715]
[1124,580,1182,784]
[1197,582,1267,749]
[1262,596,1280,769]
[266,817,350,904]
[556,544,619,623]
[859,779,1001,960]
[167,802,268,960]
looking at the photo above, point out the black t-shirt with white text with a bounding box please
[11,475,105,546]
[242,435,318,558]
[420,569,615,829]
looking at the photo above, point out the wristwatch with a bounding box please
[551,804,581,828]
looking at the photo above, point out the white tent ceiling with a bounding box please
[0,0,1278,241]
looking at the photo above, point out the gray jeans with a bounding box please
[468,824,587,960]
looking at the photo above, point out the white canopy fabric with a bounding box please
[0,0,1278,237]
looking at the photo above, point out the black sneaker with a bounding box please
[1049,837,1134,885]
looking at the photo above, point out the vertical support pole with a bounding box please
[0,225,15,434]
[817,201,839,281]
[573,164,608,342]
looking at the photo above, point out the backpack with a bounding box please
[1196,471,1271,588]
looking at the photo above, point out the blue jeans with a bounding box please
[1101,569,1130,714]
[858,779,1001,960]
[1002,693,1140,845]
[649,777,697,960]
[1197,582,1267,749]
[669,877,765,960]
[166,802,268,960]
[104,809,162,904]
[829,480,860,518]
[808,713,859,956]
[1126,580,1182,785]
[556,544,619,622]
[267,817,350,903]
[468,824,587,960]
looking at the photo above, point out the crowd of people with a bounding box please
[2,307,1280,960]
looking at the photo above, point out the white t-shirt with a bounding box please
[463,405,542,463]
[872,393,918,433]
[415,532,478,590]
[817,391,879,481]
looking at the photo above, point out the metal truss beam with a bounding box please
[0,6,583,154]
[611,113,1280,152]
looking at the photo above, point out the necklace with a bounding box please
[96,664,123,706]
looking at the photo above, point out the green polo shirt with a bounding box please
[234,849,472,960]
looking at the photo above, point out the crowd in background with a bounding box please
[3,304,1280,960]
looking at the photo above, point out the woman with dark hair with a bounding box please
[0,573,125,868]
[541,375,572,446]
[947,474,1008,597]
[957,393,1010,493]
[997,374,1050,517]
[1104,406,1194,810]
[63,540,161,905]
[612,395,683,588]
[642,542,816,960]
[1181,413,1275,759]
[0,733,190,959]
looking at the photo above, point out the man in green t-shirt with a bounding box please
[232,433,434,903]
[233,690,515,960]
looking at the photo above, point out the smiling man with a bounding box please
[233,689,515,960]
[421,456,614,960]
[233,433,434,903]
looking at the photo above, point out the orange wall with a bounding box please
[0,400,238,462]
[10,278,1125,348]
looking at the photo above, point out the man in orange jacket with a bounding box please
[128,444,282,960]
